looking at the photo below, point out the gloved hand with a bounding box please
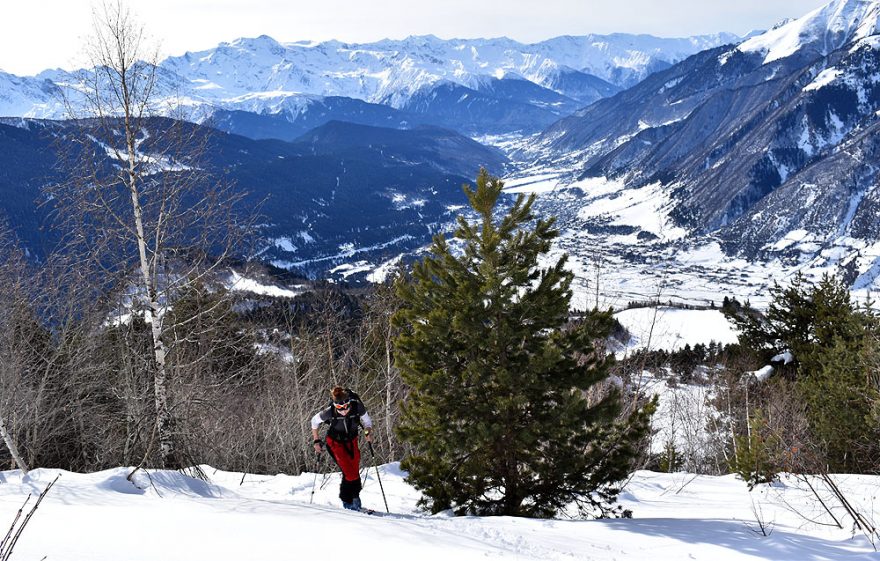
[313,439,324,454]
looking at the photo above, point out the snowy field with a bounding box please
[614,306,739,355]
[1,464,877,560]
[500,167,880,311]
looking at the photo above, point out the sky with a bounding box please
[1,0,830,75]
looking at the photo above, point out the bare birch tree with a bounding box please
[0,229,32,473]
[0,225,107,473]
[51,1,249,468]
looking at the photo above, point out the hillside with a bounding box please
[538,0,880,256]
[515,0,880,300]
[0,118,506,276]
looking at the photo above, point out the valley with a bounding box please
[1,4,879,560]
[2,1,880,303]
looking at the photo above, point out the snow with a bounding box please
[330,260,374,279]
[227,269,305,298]
[2,465,876,560]
[746,351,794,382]
[805,67,843,91]
[739,0,880,64]
[576,181,688,241]
[502,171,567,193]
[2,33,742,120]
[366,254,403,283]
[390,192,427,210]
[769,229,816,251]
[275,235,414,268]
[772,350,795,365]
[504,170,688,241]
[615,306,739,355]
[88,133,193,176]
[827,111,848,145]
[502,172,624,199]
[747,350,799,383]
[838,186,869,239]
[854,246,880,290]
[506,164,880,311]
[750,364,776,382]
[272,237,298,252]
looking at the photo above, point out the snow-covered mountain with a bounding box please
[14,4,880,295]
[0,32,741,136]
[738,0,880,63]
[0,70,63,117]
[161,33,741,106]
[530,0,880,290]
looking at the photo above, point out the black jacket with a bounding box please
[314,400,370,442]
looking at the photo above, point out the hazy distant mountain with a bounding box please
[208,96,421,142]
[0,32,740,137]
[292,120,507,177]
[161,33,740,102]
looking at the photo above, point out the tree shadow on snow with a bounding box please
[598,518,876,560]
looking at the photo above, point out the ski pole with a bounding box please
[309,447,322,504]
[367,441,389,513]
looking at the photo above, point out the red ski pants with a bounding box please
[325,436,361,481]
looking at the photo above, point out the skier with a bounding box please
[311,386,373,510]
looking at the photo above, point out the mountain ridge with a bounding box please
[0,31,742,137]
[526,0,880,290]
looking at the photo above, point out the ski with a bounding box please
[357,506,395,516]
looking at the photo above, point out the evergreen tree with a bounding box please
[658,440,682,473]
[730,409,780,489]
[799,335,876,471]
[727,273,880,472]
[393,169,655,518]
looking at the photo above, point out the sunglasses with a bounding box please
[333,401,352,411]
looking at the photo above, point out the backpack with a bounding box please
[326,389,365,442]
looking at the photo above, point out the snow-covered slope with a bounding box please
[738,0,880,62]
[615,306,739,354]
[1,465,875,560]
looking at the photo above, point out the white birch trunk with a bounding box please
[385,326,393,453]
[290,336,307,469]
[124,107,174,468]
[0,413,28,474]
